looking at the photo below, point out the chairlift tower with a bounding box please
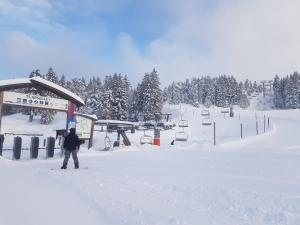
[226,94,235,117]
[260,80,273,98]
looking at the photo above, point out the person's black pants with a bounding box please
[63,150,79,167]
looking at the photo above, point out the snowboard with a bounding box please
[50,166,88,170]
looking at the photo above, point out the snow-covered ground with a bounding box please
[1,105,300,225]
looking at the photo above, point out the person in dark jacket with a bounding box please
[61,128,81,169]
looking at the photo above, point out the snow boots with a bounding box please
[61,164,67,169]
[75,163,79,169]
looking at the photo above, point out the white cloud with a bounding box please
[115,0,300,84]
[1,0,300,86]
[0,31,111,79]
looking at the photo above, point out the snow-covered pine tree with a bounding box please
[59,74,66,88]
[135,83,144,114]
[285,72,299,109]
[119,75,131,120]
[128,88,139,121]
[215,75,227,107]
[239,94,250,109]
[45,67,59,85]
[70,77,87,113]
[40,67,59,125]
[21,69,44,120]
[190,78,200,107]
[167,82,181,105]
[26,69,44,95]
[104,73,130,120]
[202,76,215,107]
[273,75,284,108]
[99,89,113,119]
[141,69,163,119]
[85,77,102,118]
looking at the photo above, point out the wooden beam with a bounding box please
[88,121,95,149]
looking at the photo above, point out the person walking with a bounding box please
[61,128,81,169]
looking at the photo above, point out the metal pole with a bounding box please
[264,115,266,132]
[241,123,243,139]
[268,117,270,129]
[213,122,216,145]
[256,121,258,135]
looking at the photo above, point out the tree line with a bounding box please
[5,68,163,124]
[273,72,300,109]
[7,67,297,125]
[163,76,263,108]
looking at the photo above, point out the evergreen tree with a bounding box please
[141,69,163,118]
[85,77,102,118]
[285,72,299,109]
[59,74,66,88]
[167,82,181,105]
[40,67,59,124]
[273,75,284,108]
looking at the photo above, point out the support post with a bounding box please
[66,102,76,130]
[153,127,161,146]
[240,123,243,139]
[268,117,270,129]
[264,115,266,132]
[0,134,4,156]
[256,121,258,135]
[213,122,216,145]
[88,121,95,149]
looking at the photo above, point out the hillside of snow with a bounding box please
[1,105,300,225]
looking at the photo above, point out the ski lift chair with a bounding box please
[178,120,189,127]
[140,129,153,145]
[157,122,165,130]
[175,131,188,142]
[140,135,153,145]
[221,109,230,114]
[202,118,212,126]
[103,136,111,151]
[201,110,210,117]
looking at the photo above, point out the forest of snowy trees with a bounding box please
[5,67,300,125]
[273,72,300,109]
[163,76,262,109]
[163,71,300,110]
[6,68,163,124]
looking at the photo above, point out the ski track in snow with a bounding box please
[1,105,300,225]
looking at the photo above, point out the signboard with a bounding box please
[3,91,68,111]
[76,115,93,139]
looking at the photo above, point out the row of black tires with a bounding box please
[0,135,56,160]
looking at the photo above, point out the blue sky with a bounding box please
[1,0,300,85]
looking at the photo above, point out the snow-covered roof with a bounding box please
[0,77,85,107]
[0,78,32,90]
[74,112,98,121]
[30,77,85,106]
[95,120,136,126]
